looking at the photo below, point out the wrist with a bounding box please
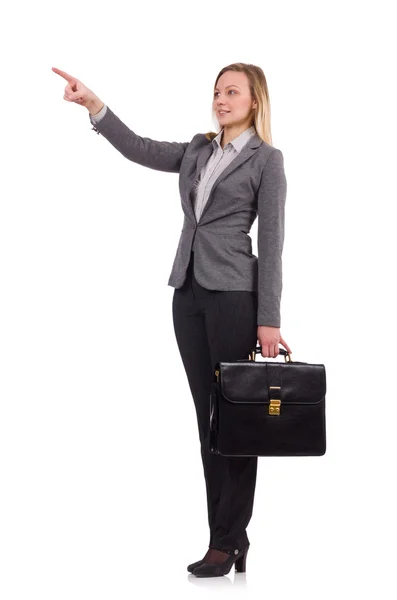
[87,98,105,116]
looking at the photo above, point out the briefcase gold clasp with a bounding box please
[269,399,281,415]
[269,386,281,415]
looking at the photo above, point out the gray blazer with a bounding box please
[90,107,287,327]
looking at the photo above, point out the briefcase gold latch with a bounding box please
[269,386,281,415]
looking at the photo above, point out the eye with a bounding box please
[213,90,236,98]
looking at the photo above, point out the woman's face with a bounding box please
[213,71,256,128]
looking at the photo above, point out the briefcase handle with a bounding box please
[249,345,293,362]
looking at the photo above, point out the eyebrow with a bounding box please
[214,85,241,90]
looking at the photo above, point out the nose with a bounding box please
[215,92,228,105]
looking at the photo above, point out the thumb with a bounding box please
[67,92,84,102]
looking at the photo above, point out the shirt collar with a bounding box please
[213,125,256,153]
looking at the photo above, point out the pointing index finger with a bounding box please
[52,67,76,83]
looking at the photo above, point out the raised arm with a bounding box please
[89,104,190,173]
[52,67,190,173]
[256,148,287,328]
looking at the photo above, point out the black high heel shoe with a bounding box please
[187,549,211,573]
[192,546,249,577]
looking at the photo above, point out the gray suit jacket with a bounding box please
[90,107,287,327]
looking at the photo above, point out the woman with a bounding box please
[53,62,292,577]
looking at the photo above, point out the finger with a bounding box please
[64,83,78,101]
[52,67,76,83]
[64,86,72,100]
[261,345,269,358]
[280,336,292,353]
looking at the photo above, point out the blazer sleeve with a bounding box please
[257,148,287,328]
[89,105,191,173]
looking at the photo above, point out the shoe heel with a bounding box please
[235,548,248,573]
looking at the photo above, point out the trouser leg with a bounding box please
[172,251,259,551]
[172,253,225,542]
[202,280,259,551]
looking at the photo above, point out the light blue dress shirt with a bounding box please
[90,105,256,222]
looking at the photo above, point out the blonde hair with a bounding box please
[205,62,273,146]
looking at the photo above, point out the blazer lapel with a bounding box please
[188,133,263,223]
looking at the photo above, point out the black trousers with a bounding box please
[172,250,259,552]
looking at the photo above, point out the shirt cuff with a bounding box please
[90,104,107,123]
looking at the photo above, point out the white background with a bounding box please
[1,0,396,597]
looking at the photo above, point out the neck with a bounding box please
[221,121,255,148]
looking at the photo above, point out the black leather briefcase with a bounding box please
[209,346,326,457]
